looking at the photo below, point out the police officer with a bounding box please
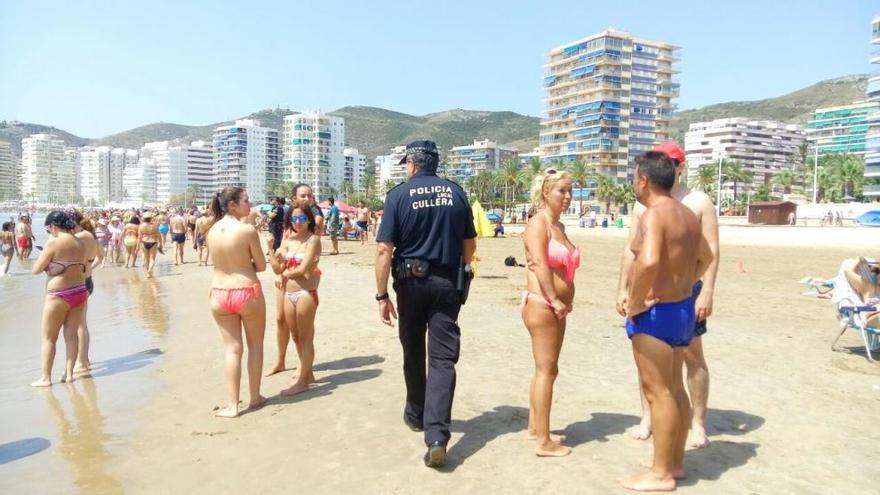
[374,140,476,468]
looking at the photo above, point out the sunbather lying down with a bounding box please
[841,257,880,325]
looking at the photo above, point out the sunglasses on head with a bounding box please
[545,168,558,175]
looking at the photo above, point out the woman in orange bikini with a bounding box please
[207,187,267,418]
[521,168,580,457]
[31,211,88,387]
[268,205,322,395]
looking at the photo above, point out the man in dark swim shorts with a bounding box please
[619,151,714,492]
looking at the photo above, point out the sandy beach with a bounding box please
[2,224,880,494]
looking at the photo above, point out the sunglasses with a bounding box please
[291,215,308,223]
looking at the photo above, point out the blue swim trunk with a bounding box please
[626,297,696,347]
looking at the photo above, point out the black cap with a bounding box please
[398,140,439,165]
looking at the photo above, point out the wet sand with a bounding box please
[3,223,880,493]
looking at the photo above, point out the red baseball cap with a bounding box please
[651,142,685,164]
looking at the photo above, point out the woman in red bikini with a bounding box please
[268,205,322,396]
[521,167,580,457]
[31,211,88,387]
[207,187,267,418]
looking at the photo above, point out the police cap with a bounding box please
[398,140,440,164]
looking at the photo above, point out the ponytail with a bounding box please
[211,187,245,219]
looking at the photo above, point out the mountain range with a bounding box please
[0,74,870,160]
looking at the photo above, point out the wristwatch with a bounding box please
[375,293,389,301]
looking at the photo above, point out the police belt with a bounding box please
[393,258,456,280]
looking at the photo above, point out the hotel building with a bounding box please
[21,134,78,204]
[282,110,345,200]
[343,147,367,192]
[213,119,281,203]
[807,101,879,156]
[540,29,680,183]
[445,139,518,184]
[865,14,880,197]
[0,140,18,201]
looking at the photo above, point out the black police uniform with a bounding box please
[377,165,476,447]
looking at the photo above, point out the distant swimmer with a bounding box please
[618,151,714,492]
[206,187,267,418]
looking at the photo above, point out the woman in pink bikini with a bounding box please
[206,187,267,418]
[31,211,88,387]
[268,205,322,396]
[521,167,580,457]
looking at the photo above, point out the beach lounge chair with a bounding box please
[830,261,880,362]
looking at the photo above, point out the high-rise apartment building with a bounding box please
[123,155,157,205]
[144,141,189,205]
[0,140,18,201]
[807,101,879,156]
[77,146,136,205]
[343,147,367,192]
[213,119,281,202]
[21,134,78,203]
[865,15,880,198]
[445,139,519,183]
[187,140,214,204]
[376,145,408,195]
[282,111,345,200]
[540,29,680,183]
[685,118,805,196]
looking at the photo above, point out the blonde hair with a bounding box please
[530,167,571,206]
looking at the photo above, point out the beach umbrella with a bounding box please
[486,212,502,222]
[257,204,273,213]
[318,200,355,213]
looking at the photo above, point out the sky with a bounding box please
[1,0,877,138]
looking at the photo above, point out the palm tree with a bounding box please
[695,165,716,194]
[594,175,617,214]
[826,153,864,198]
[496,159,523,216]
[721,160,752,201]
[613,183,636,214]
[382,179,398,196]
[186,183,203,207]
[340,180,355,202]
[524,156,544,183]
[362,168,378,199]
[772,168,797,195]
[565,158,595,216]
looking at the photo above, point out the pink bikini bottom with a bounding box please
[48,285,88,309]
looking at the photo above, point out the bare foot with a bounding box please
[620,470,676,492]
[264,364,287,377]
[74,363,91,374]
[30,378,52,387]
[60,373,75,384]
[689,423,710,449]
[535,440,572,457]
[525,430,565,443]
[640,459,686,480]
[248,396,267,410]
[629,420,652,440]
[280,381,312,396]
[215,406,239,418]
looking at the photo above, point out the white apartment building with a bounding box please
[21,134,78,204]
[343,147,367,191]
[376,145,408,195]
[213,119,281,202]
[282,111,345,200]
[77,145,136,205]
[187,140,214,205]
[144,141,189,205]
[540,29,680,183]
[0,140,18,201]
[123,156,158,205]
[445,139,519,183]
[684,118,805,196]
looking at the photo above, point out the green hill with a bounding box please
[0,74,870,160]
[668,74,869,142]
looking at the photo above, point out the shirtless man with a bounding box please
[195,209,214,266]
[169,209,187,265]
[17,215,35,261]
[619,151,714,492]
[617,142,720,449]
[356,200,370,245]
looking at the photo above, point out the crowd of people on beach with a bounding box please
[16,140,730,491]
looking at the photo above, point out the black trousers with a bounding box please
[393,274,462,446]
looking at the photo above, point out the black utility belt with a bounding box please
[394,259,454,279]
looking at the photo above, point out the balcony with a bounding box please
[865,164,880,177]
[864,184,880,196]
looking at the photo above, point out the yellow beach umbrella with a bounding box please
[470,200,495,275]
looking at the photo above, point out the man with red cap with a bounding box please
[616,142,719,449]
